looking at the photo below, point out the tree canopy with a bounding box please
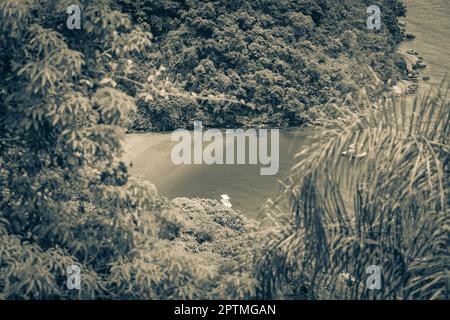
[118,0,406,130]
[0,0,256,299]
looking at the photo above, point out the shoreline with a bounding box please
[389,18,427,96]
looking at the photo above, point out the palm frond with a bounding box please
[257,84,450,300]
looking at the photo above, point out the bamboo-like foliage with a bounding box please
[257,84,450,300]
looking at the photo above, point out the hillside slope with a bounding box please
[118,0,407,130]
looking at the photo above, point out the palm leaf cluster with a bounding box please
[257,84,450,299]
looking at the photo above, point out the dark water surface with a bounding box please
[124,128,313,218]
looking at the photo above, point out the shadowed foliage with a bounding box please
[0,0,256,299]
[117,0,407,130]
[257,84,450,299]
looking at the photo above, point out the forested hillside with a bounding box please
[2,0,447,301]
[0,0,256,299]
[117,0,406,130]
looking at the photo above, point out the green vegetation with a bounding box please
[0,0,254,299]
[118,0,406,131]
[1,0,448,301]
[256,87,450,299]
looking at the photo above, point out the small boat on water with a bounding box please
[220,194,232,208]
[341,143,368,159]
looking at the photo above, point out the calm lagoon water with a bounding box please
[123,128,313,218]
[399,0,450,88]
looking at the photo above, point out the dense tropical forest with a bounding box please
[119,0,407,130]
[0,0,448,300]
